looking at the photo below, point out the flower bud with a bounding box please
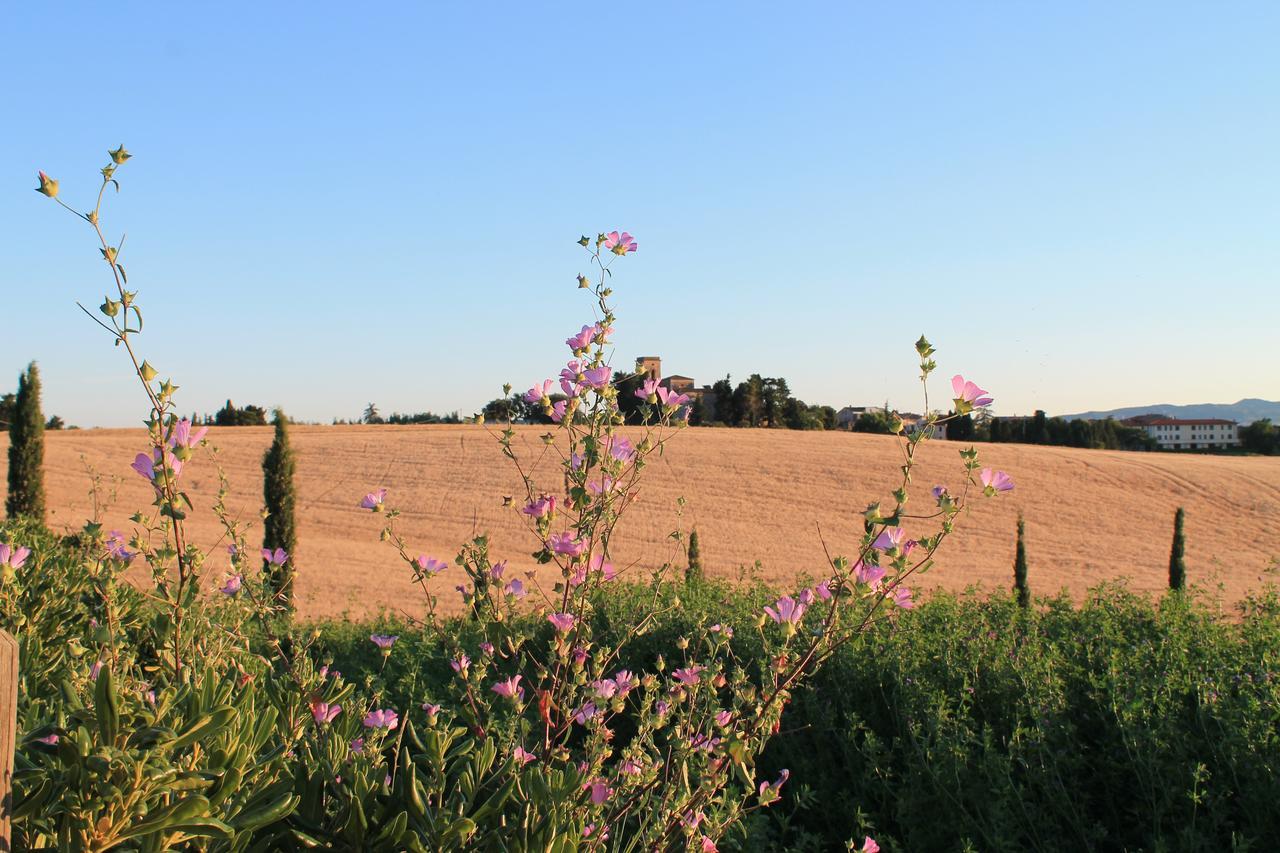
[577,274,589,289]
[139,361,158,382]
[100,298,120,318]
[108,144,132,164]
[35,171,58,198]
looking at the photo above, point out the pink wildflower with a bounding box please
[715,710,733,727]
[980,468,1015,493]
[524,379,554,405]
[513,746,536,765]
[359,488,387,510]
[860,838,881,853]
[492,675,524,700]
[370,634,398,651]
[168,418,208,450]
[932,485,949,500]
[104,531,135,562]
[566,324,598,353]
[951,375,994,408]
[636,377,659,401]
[522,495,557,518]
[701,837,719,852]
[854,561,886,589]
[505,578,527,598]
[581,366,613,391]
[798,587,816,606]
[872,527,910,553]
[608,436,637,463]
[589,552,617,581]
[815,580,833,600]
[479,641,495,656]
[672,665,705,686]
[709,623,734,637]
[758,768,791,798]
[892,586,915,609]
[613,670,637,694]
[621,757,644,776]
[421,702,441,723]
[262,547,288,566]
[592,679,619,699]
[220,574,243,596]
[0,543,31,569]
[90,661,103,680]
[550,400,569,423]
[604,231,637,255]
[310,700,342,725]
[548,612,576,633]
[764,595,807,625]
[548,532,586,558]
[657,386,690,409]
[350,738,365,755]
[450,654,471,674]
[363,709,399,731]
[573,702,599,725]
[586,778,612,804]
[414,556,447,576]
[35,733,59,746]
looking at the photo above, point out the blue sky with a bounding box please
[3,2,1277,427]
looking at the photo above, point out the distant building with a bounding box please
[1123,416,1240,450]
[633,357,714,414]
[836,406,869,428]
[635,356,662,381]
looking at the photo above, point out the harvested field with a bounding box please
[7,425,1279,619]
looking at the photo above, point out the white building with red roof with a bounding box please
[1123,415,1240,450]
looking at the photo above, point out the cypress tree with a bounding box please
[1013,515,1030,608]
[1169,507,1187,591]
[262,408,298,610]
[7,362,46,522]
[686,528,703,583]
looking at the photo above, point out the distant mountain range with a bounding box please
[1061,398,1280,425]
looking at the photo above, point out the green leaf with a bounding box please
[172,706,237,750]
[94,665,119,744]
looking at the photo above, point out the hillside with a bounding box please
[1062,398,1280,424]
[4,425,1279,619]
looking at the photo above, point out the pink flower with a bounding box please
[608,436,637,463]
[592,679,619,699]
[715,710,733,727]
[980,468,1015,493]
[854,561,886,589]
[548,612,576,633]
[655,700,671,717]
[613,670,637,694]
[701,837,719,852]
[586,778,612,804]
[860,838,880,853]
[672,665,705,686]
[370,634,398,651]
[168,418,208,450]
[421,702,441,723]
[450,654,470,674]
[709,623,734,637]
[310,700,342,725]
[35,733,59,746]
[513,746,537,766]
[415,555,448,576]
[220,574,243,596]
[104,531,135,562]
[589,552,617,581]
[566,324,598,353]
[504,578,526,598]
[363,709,399,731]
[636,377,659,401]
[360,488,387,510]
[657,386,690,409]
[797,588,815,606]
[814,581,833,600]
[524,379,554,405]
[131,447,182,483]
[522,495,557,518]
[572,645,589,666]
[573,702,599,725]
[621,757,644,776]
[951,374,993,408]
[932,485,949,500]
[548,532,586,558]
[479,641,495,656]
[90,661,103,680]
[604,231,638,255]
[492,675,524,700]
[262,547,288,566]
[350,738,365,755]
[892,586,915,609]
[587,476,617,495]
[689,733,721,752]
[550,400,569,423]
[764,595,807,625]
[0,543,31,569]
[758,768,790,798]
[872,527,909,553]
[581,366,613,390]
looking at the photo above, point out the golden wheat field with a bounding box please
[5,425,1279,620]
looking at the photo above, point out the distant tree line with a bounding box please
[1,389,68,431]
[971,410,1156,451]
[344,402,462,425]
[1240,419,1280,455]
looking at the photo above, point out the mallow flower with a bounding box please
[604,231,638,255]
[980,468,1015,494]
[951,374,993,409]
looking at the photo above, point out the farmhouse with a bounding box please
[1123,415,1241,450]
[633,357,715,409]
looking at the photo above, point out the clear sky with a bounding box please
[3,2,1278,427]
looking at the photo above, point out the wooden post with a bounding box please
[0,630,17,852]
